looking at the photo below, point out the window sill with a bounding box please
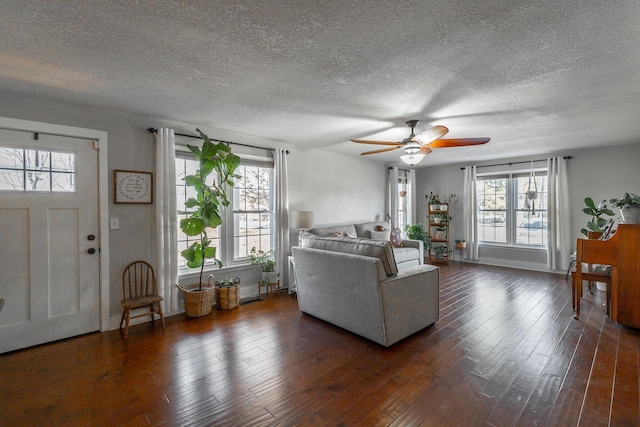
[178,263,259,283]
[478,243,547,252]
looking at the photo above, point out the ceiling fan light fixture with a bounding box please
[400,153,425,166]
[404,141,421,155]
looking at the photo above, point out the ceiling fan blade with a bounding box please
[428,137,490,148]
[420,146,433,155]
[360,146,401,156]
[412,125,449,145]
[351,139,402,146]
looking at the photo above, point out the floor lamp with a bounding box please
[291,211,315,246]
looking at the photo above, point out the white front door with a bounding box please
[0,128,100,353]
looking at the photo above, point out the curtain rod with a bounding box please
[147,128,287,154]
[460,156,572,170]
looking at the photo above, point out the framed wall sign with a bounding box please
[114,170,153,204]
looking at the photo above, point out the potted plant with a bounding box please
[177,128,241,317]
[248,247,278,284]
[213,276,241,310]
[610,192,640,224]
[455,239,466,250]
[580,197,615,236]
[433,245,449,260]
[405,223,432,250]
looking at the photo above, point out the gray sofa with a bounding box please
[305,221,424,270]
[292,232,439,347]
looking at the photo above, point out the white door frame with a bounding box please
[0,116,110,331]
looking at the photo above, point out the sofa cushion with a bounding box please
[393,247,420,264]
[369,230,391,241]
[389,228,404,248]
[306,224,357,238]
[301,234,398,276]
[354,221,390,238]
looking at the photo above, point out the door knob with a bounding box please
[88,248,96,255]
[87,234,95,241]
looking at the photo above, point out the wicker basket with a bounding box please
[177,283,215,317]
[216,285,240,310]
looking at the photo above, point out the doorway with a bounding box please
[0,118,109,353]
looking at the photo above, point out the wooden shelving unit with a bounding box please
[428,202,450,264]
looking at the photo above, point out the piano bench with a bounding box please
[570,266,612,319]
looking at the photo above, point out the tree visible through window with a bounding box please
[0,146,75,192]
[477,172,547,247]
[233,164,273,260]
[175,155,273,268]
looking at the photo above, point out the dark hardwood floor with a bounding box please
[1,263,639,426]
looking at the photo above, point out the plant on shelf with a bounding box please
[433,245,450,259]
[427,192,441,205]
[580,197,615,237]
[248,247,278,283]
[404,223,432,250]
[610,192,640,224]
[177,128,241,317]
[433,212,453,224]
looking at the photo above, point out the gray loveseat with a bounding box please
[292,229,439,347]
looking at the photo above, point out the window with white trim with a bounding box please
[477,171,548,247]
[397,169,409,231]
[176,153,274,268]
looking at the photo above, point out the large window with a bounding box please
[176,154,274,268]
[477,171,547,247]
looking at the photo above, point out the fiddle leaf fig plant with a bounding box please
[180,128,241,290]
[580,197,615,237]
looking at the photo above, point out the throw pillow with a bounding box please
[370,230,391,241]
[389,228,404,248]
[375,225,386,232]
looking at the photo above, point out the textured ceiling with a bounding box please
[1,0,640,166]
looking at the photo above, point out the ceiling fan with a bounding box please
[351,120,490,166]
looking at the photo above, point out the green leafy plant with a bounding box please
[248,247,276,272]
[455,239,466,244]
[580,197,615,237]
[214,277,240,288]
[180,128,241,290]
[609,192,640,209]
[405,223,432,249]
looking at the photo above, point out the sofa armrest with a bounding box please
[379,264,439,345]
[401,239,424,264]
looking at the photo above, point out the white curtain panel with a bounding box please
[409,169,417,225]
[463,166,479,260]
[388,167,399,226]
[154,128,179,311]
[547,157,571,270]
[274,148,290,284]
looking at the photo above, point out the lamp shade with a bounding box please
[291,211,314,229]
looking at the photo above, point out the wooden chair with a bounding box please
[120,260,165,338]
[570,230,614,319]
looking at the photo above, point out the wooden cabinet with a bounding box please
[428,202,450,264]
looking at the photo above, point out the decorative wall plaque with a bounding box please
[114,170,153,204]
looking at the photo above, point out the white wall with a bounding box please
[416,142,640,271]
[0,89,386,322]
